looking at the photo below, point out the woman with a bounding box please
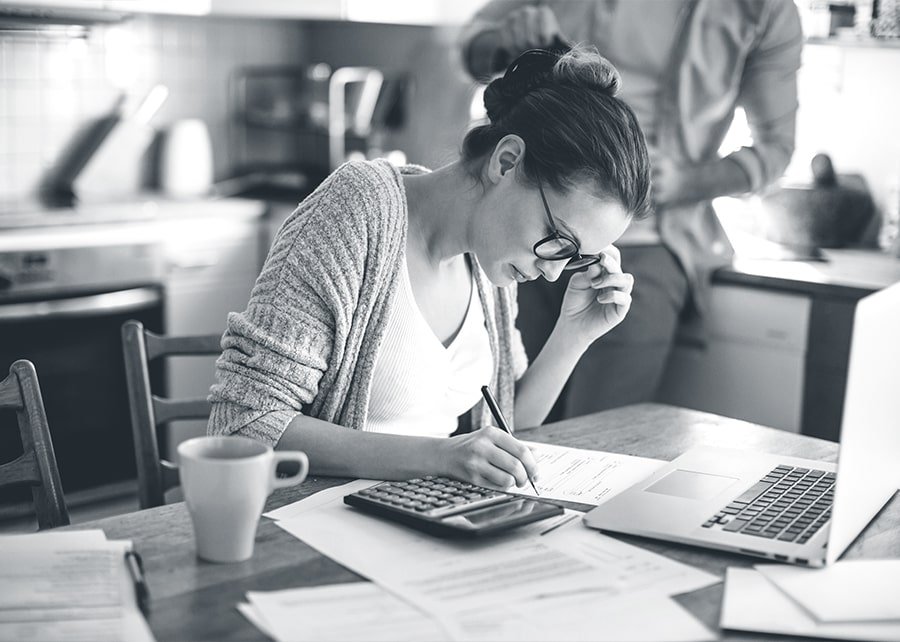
[208,45,651,490]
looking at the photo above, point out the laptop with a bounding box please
[584,281,900,567]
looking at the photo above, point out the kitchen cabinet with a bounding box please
[658,249,900,441]
[209,0,487,24]
[658,285,811,433]
[160,213,263,460]
[0,0,210,17]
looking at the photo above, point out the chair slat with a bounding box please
[122,320,221,509]
[0,453,41,487]
[0,360,70,530]
[152,397,212,425]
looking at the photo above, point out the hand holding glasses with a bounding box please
[532,182,604,272]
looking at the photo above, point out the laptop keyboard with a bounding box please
[702,464,835,544]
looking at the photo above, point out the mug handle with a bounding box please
[271,451,309,489]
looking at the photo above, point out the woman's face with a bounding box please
[474,174,631,287]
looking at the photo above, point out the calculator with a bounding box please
[343,476,564,538]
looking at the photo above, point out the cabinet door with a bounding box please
[162,218,261,458]
[658,285,811,432]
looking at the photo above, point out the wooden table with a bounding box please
[65,404,900,640]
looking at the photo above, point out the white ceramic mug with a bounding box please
[177,436,309,563]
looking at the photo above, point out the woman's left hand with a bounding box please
[557,245,633,347]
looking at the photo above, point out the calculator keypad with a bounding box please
[355,476,508,517]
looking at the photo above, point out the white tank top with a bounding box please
[366,255,493,437]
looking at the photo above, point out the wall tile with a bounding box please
[0,14,309,209]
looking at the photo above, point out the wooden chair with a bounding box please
[0,359,70,529]
[121,319,222,509]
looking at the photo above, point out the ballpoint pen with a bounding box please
[125,549,150,616]
[480,385,540,496]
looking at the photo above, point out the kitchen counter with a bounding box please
[715,248,900,299]
[0,194,266,227]
[0,196,266,252]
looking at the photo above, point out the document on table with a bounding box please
[274,481,718,641]
[721,567,900,642]
[0,530,155,642]
[513,441,664,505]
[240,582,448,642]
[755,560,900,622]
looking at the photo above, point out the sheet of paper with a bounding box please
[237,602,275,639]
[263,479,377,521]
[756,560,900,622]
[0,533,154,642]
[246,582,448,642]
[721,567,900,642]
[513,441,664,505]
[451,592,715,642]
[275,485,717,619]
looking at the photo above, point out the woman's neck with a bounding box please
[403,163,479,269]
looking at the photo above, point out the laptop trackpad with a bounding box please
[645,469,739,501]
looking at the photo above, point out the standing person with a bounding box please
[461,0,803,418]
[208,46,651,490]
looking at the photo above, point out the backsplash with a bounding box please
[0,13,308,211]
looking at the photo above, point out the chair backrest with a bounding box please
[121,319,221,509]
[0,359,70,529]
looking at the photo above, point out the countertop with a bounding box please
[0,195,267,252]
[715,248,900,299]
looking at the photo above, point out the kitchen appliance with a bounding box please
[755,154,876,253]
[159,118,214,198]
[39,85,168,208]
[0,225,165,518]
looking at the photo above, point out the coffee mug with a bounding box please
[177,435,309,563]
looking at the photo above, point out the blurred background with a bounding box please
[0,0,899,526]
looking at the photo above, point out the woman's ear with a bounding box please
[486,135,526,185]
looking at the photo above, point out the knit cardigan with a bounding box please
[208,159,528,447]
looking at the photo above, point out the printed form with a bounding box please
[514,441,664,505]
[271,482,718,641]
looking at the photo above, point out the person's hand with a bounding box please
[496,5,562,55]
[649,148,703,208]
[558,246,633,347]
[439,426,539,490]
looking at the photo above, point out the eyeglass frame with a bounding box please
[533,182,604,271]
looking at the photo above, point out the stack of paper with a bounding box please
[0,530,155,642]
[721,560,900,641]
[244,475,720,641]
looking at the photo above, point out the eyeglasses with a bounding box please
[533,183,603,271]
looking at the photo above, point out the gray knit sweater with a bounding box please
[208,159,528,447]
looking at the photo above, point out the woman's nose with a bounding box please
[539,259,568,283]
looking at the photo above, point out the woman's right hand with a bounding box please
[439,426,539,490]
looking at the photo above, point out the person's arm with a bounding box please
[459,1,562,80]
[651,1,802,208]
[724,0,803,192]
[514,248,633,427]
[651,152,753,208]
[274,413,537,490]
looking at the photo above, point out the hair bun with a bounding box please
[482,45,620,122]
[483,48,558,122]
[556,47,620,96]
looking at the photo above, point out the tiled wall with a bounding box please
[0,13,308,211]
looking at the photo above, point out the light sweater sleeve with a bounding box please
[725,0,802,191]
[207,164,383,446]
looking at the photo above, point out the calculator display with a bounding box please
[444,498,550,528]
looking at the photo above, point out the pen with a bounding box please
[125,549,150,616]
[480,385,540,495]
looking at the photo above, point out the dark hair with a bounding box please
[462,45,652,220]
